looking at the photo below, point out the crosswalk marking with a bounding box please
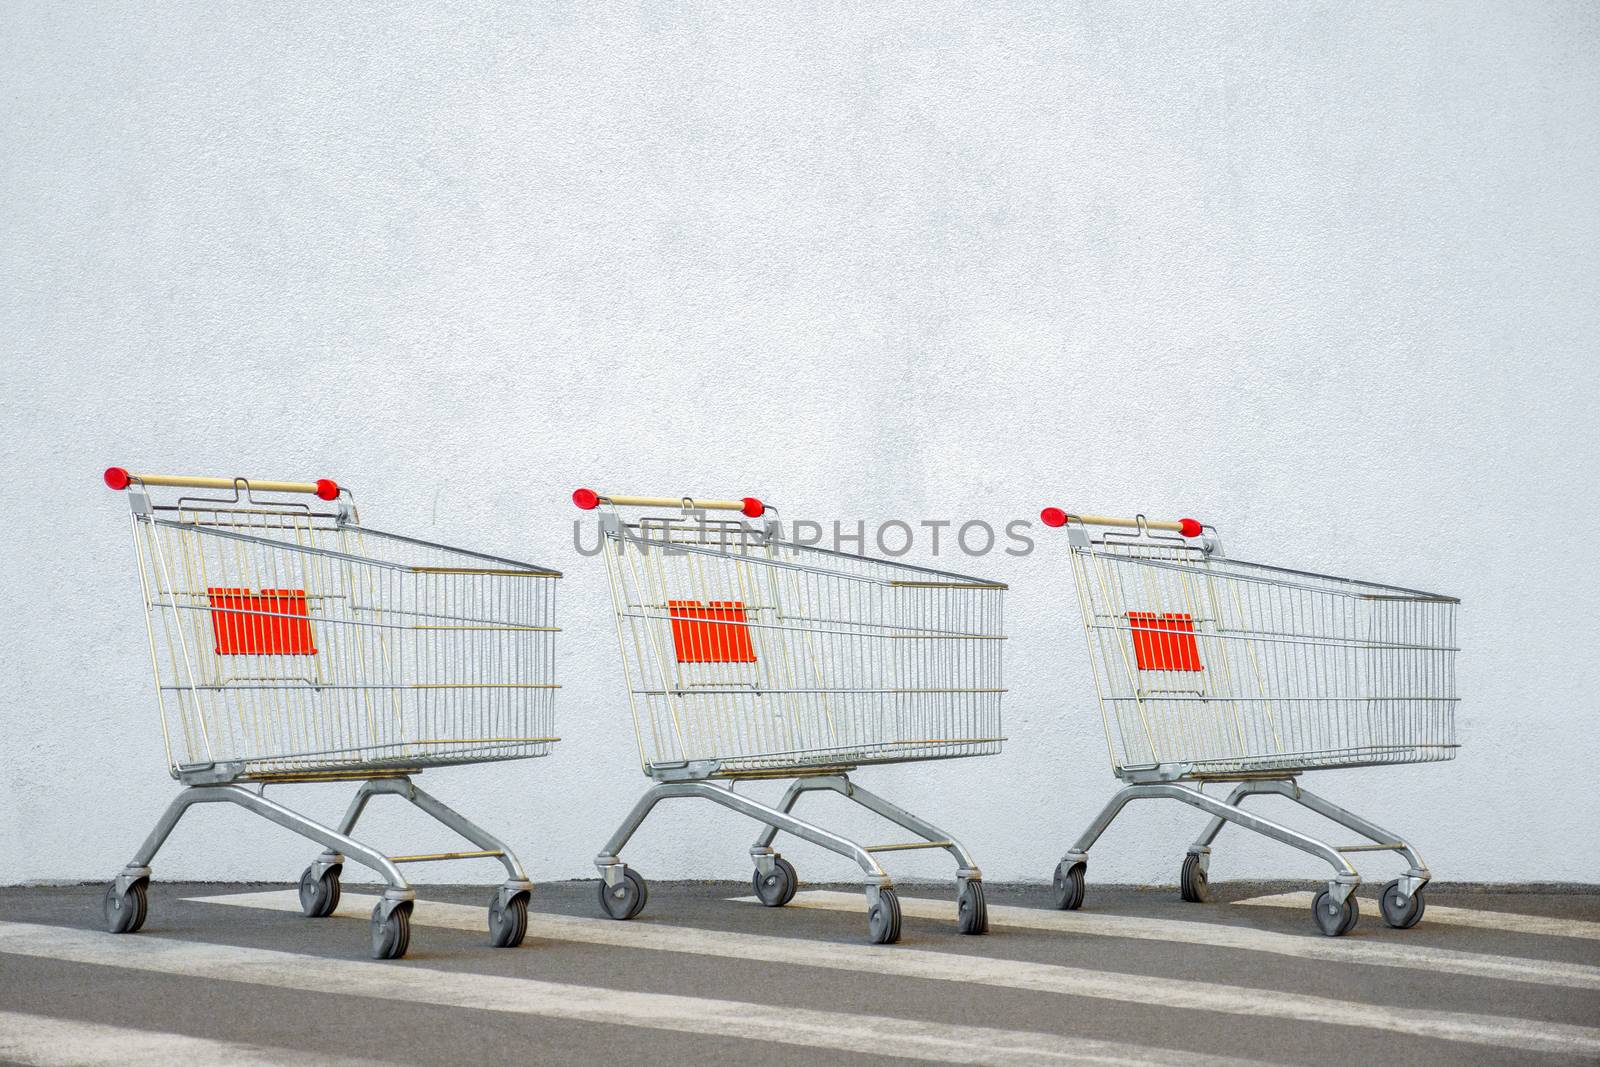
[0,920,1275,1067]
[188,890,1600,1058]
[754,889,1600,991]
[0,1010,394,1067]
[1233,891,1600,941]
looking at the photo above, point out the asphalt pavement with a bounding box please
[1,879,1596,1066]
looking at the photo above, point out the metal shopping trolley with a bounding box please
[1041,508,1458,936]
[573,489,1005,943]
[100,469,560,958]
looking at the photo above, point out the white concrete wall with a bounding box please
[4,3,1597,888]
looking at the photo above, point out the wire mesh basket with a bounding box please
[126,479,560,780]
[598,511,1005,778]
[1064,521,1457,779]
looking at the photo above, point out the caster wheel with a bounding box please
[370,900,412,960]
[103,878,148,934]
[298,863,342,918]
[1179,853,1210,903]
[597,868,648,920]
[1379,880,1425,929]
[1311,889,1359,937]
[753,857,798,908]
[867,889,901,945]
[488,890,529,948]
[957,880,987,935]
[1052,860,1086,911]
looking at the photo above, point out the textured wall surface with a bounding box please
[3,3,1598,888]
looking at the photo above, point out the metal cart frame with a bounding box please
[1042,508,1458,936]
[573,488,1006,944]
[101,469,560,958]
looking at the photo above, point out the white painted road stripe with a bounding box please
[1234,891,1600,942]
[0,921,1275,1067]
[190,891,1600,1058]
[0,1010,395,1067]
[757,889,1600,992]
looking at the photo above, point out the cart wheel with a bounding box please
[103,878,148,934]
[957,880,987,935]
[370,900,412,960]
[1338,894,1361,935]
[1311,889,1359,937]
[1052,860,1086,911]
[1179,853,1209,904]
[597,868,648,921]
[752,857,798,908]
[298,863,342,918]
[867,889,901,945]
[1378,880,1425,930]
[488,890,529,948]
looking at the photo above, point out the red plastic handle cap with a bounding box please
[315,479,340,501]
[572,487,600,510]
[1179,517,1203,538]
[104,467,131,490]
[1040,507,1067,528]
[741,497,765,518]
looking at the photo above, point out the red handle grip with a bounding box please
[1040,507,1202,538]
[573,488,765,517]
[105,468,340,501]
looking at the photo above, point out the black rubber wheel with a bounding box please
[132,883,149,932]
[1311,888,1359,937]
[1052,860,1086,911]
[867,889,902,945]
[1179,853,1210,904]
[1338,894,1361,935]
[370,900,412,960]
[752,857,798,908]
[1378,880,1425,930]
[298,863,342,918]
[103,878,147,934]
[957,880,988,935]
[488,890,529,948]
[597,868,648,920]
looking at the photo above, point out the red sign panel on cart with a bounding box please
[207,587,318,655]
[1127,611,1203,671]
[668,600,757,663]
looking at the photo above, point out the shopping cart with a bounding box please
[1042,508,1458,936]
[573,489,1005,943]
[100,469,560,958]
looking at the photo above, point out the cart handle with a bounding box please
[573,488,765,518]
[104,468,341,501]
[1040,507,1202,538]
